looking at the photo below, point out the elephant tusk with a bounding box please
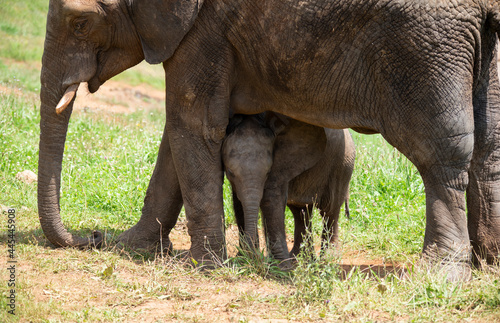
[55,83,79,114]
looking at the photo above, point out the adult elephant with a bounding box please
[39,0,500,280]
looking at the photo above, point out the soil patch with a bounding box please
[72,81,165,114]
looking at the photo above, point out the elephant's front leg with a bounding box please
[117,126,183,252]
[232,190,247,248]
[160,35,234,265]
[167,121,227,265]
[260,184,291,264]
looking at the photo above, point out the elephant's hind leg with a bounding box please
[419,163,471,275]
[383,107,474,281]
[467,158,500,266]
[467,43,500,266]
[412,147,472,281]
[320,205,342,253]
[289,204,314,258]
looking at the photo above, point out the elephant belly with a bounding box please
[286,179,326,208]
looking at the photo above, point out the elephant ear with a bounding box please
[269,118,327,182]
[265,112,289,136]
[131,0,204,64]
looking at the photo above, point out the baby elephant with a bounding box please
[222,113,355,260]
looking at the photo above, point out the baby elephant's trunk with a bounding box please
[239,187,264,251]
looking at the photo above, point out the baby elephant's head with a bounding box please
[222,114,276,204]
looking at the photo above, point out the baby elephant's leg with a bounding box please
[289,204,314,258]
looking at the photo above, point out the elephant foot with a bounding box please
[471,241,500,267]
[443,261,472,282]
[290,246,317,262]
[290,246,300,259]
[419,258,472,282]
[116,223,171,254]
[319,245,342,262]
[186,233,227,269]
[277,258,296,271]
[421,244,472,282]
[90,230,104,249]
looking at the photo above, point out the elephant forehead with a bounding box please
[225,134,274,153]
[46,0,101,32]
[61,0,101,16]
[223,135,273,165]
[227,147,272,160]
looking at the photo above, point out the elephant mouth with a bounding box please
[87,75,102,94]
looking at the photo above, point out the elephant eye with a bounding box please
[75,21,85,30]
[73,19,89,36]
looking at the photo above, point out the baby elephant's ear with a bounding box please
[271,120,327,180]
[265,112,289,136]
[131,0,204,64]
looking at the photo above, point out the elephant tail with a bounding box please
[344,198,350,220]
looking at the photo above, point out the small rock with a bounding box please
[15,170,38,184]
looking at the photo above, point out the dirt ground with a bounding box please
[72,81,166,114]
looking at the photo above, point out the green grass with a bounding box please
[280,131,426,262]
[0,1,47,62]
[112,61,165,90]
[0,0,164,93]
[60,109,165,229]
[0,90,165,228]
[0,59,41,92]
[288,250,500,321]
[341,133,426,260]
[1,2,500,322]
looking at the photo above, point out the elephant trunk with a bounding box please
[38,63,102,248]
[239,187,263,251]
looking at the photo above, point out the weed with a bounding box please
[291,248,341,305]
[224,242,288,280]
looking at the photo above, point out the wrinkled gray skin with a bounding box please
[222,114,355,260]
[40,0,500,279]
